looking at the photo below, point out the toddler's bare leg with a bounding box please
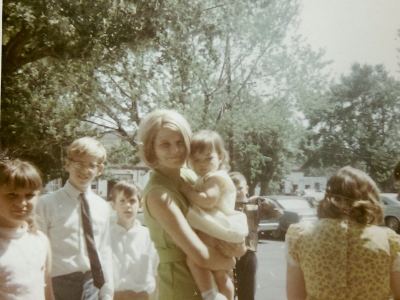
[186,256,215,293]
[214,270,234,300]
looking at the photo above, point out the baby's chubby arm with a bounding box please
[179,175,222,209]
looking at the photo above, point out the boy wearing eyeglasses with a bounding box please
[37,137,114,300]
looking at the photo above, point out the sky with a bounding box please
[299,0,400,79]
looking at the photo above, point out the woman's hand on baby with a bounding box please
[216,240,247,258]
[179,180,191,194]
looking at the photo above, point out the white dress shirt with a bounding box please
[0,223,49,300]
[110,219,159,294]
[36,181,113,300]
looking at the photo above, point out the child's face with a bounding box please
[190,150,221,177]
[65,154,104,192]
[112,192,139,223]
[0,185,39,228]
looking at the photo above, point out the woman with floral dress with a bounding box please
[286,166,400,300]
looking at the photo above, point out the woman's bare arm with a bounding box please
[216,240,247,258]
[286,264,306,300]
[392,271,400,300]
[147,189,234,271]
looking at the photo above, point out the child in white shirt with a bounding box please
[37,137,113,300]
[180,130,248,300]
[110,181,159,300]
[0,158,54,300]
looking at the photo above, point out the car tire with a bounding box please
[385,216,400,232]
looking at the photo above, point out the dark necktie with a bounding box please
[80,193,105,289]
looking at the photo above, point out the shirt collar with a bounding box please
[0,222,28,239]
[64,180,91,200]
[114,219,141,233]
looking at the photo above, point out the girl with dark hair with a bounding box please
[286,166,400,300]
[0,159,54,300]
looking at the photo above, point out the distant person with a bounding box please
[109,181,159,300]
[0,159,54,300]
[37,137,113,300]
[394,161,400,200]
[229,171,282,300]
[180,130,248,300]
[137,109,235,300]
[286,166,400,300]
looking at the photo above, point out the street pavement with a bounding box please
[255,238,287,300]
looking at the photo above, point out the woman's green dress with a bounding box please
[143,168,202,300]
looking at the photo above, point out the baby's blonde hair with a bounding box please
[66,137,107,163]
[190,130,230,171]
[137,109,192,168]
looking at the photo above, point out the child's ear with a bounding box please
[110,201,116,210]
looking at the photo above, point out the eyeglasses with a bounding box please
[68,159,102,171]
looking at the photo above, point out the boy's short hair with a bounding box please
[190,130,230,171]
[110,181,141,202]
[0,159,42,190]
[66,137,107,163]
[137,109,192,167]
[229,171,247,187]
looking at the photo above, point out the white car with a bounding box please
[381,193,400,233]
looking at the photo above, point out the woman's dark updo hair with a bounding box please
[318,166,383,225]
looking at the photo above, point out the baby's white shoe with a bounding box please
[213,293,228,300]
[202,290,228,300]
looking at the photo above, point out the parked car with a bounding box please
[258,195,317,240]
[381,193,400,233]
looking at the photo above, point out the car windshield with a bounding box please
[277,199,312,210]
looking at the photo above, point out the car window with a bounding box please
[277,199,312,210]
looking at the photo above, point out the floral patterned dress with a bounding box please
[286,219,400,300]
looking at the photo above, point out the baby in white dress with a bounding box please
[180,130,248,300]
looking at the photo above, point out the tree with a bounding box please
[2,0,330,188]
[303,64,400,189]
[2,0,164,76]
[1,0,182,179]
[65,0,329,192]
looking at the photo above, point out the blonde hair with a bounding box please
[110,181,141,203]
[0,159,43,232]
[318,166,383,225]
[190,130,230,171]
[66,137,107,163]
[137,109,192,168]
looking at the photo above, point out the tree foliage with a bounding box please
[303,64,400,189]
[2,0,173,179]
[2,0,330,190]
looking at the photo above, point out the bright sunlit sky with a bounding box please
[299,0,400,79]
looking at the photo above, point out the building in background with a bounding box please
[282,171,327,195]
